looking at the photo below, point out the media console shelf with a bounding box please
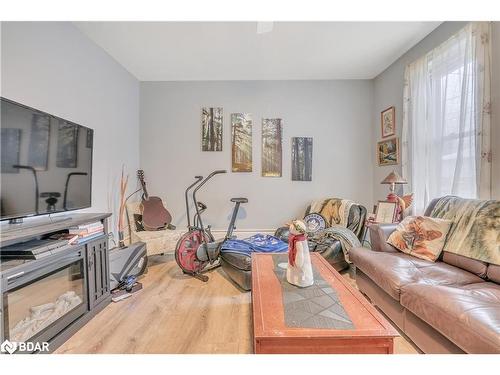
[0,213,112,353]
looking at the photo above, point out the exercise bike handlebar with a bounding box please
[185,175,204,228]
[209,169,227,177]
[192,170,226,235]
[193,170,226,195]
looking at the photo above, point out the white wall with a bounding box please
[372,21,500,203]
[140,80,374,230]
[1,22,140,239]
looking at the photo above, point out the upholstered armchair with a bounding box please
[275,200,367,271]
[125,201,183,257]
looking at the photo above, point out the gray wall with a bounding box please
[3,21,496,237]
[140,81,374,230]
[372,21,500,202]
[372,22,467,201]
[1,22,140,239]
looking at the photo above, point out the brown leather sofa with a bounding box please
[349,198,500,354]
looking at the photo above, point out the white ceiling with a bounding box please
[75,22,441,81]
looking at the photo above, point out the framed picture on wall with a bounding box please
[201,107,223,151]
[231,113,252,172]
[381,106,395,138]
[375,201,398,223]
[261,118,283,177]
[291,137,313,181]
[377,137,399,166]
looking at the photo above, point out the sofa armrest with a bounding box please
[369,223,399,253]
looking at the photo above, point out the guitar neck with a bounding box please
[139,178,149,200]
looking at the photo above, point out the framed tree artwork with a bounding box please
[291,137,313,181]
[201,107,223,151]
[261,118,283,177]
[377,137,399,166]
[28,113,51,170]
[1,128,21,173]
[231,113,252,172]
[86,128,94,149]
[56,120,79,168]
[381,106,395,138]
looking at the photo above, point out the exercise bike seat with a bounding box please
[230,197,248,204]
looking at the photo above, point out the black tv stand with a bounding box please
[1,212,112,353]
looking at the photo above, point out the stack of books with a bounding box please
[69,222,105,243]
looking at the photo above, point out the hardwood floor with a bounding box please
[55,255,418,354]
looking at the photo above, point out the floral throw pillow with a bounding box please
[387,216,452,262]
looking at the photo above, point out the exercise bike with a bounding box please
[175,170,288,283]
[174,170,249,282]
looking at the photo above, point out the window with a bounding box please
[402,22,492,213]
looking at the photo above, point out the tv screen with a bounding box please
[1,98,93,220]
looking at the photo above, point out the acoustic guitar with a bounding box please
[137,170,172,231]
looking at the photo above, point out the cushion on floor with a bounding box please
[220,257,252,291]
[220,252,252,271]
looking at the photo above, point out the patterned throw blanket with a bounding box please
[305,198,362,263]
[430,196,500,265]
[306,198,360,228]
[310,226,361,263]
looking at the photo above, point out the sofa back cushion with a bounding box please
[369,223,399,253]
[442,251,488,278]
[387,216,452,262]
[426,196,500,265]
[424,198,441,217]
[487,264,500,284]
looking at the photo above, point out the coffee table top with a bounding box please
[252,253,399,339]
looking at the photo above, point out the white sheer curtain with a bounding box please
[402,22,492,214]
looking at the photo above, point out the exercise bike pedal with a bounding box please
[193,273,209,282]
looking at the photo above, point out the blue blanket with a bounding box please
[220,233,288,256]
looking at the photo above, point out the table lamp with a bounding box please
[381,170,407,203]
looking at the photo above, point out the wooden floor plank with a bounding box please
[55,255,417,354]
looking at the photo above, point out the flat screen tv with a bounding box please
[1,98,93,221]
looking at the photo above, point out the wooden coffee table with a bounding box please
[251,253,398,354]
